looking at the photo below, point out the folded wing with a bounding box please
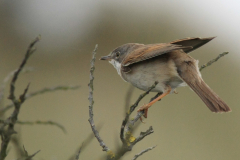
[122,37,215,66]
[122,43,192,66]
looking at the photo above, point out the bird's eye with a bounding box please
[116,51,120,58]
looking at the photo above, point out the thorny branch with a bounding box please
[0,36,40,160]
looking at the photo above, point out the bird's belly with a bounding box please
[122,58,185,92]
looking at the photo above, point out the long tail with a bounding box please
[175,53,231,112]
[187,78,231,112]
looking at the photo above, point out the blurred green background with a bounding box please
[0,0,239,160]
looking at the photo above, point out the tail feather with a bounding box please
[187,79,231,112]
[175,54,231,112]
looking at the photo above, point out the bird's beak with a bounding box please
[100,55,111,61]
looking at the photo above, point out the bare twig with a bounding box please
[75,143,83,160]
[8,36,40,100]
[120,81,158,143]
[0,36,40,160]
[132,145,157,160]
[15,120,66,134]
[0,85,80,114]
[199,52,229,71]
[0,69,33,158]
[17,146,40,160]
[132,126,154,145]
[25,85,80,98]
[0,68,34,106]
[110,82,158,159]
[88,45,112,155]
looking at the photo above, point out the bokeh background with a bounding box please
[0,0,240,160]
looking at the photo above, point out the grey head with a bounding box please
[100,43,143,63]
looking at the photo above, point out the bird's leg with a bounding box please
[139,92,162,121]
[138,86,172,118]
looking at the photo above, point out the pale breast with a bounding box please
[121,56,186,92]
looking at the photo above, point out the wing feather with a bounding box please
[170,37,215,53]
[122,37,215,66]
[122,43,192,66]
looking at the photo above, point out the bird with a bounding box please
[100,37,231,118]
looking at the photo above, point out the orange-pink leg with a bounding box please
[138,86,172,118]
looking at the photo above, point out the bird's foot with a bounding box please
[137,86,172,122]
[138,103,151,121]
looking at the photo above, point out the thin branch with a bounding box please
[8,36,40,101]
[132,126,154,145]
[0,68,34,105]
[88,45,111,153]
[75,143,83,160]
[15,120,66,134]
[120,81,158,143]
[131,146,157,160]
[26,150,40,160]
[17,146,40,160]
[0,36,40,160]
[199,52,229,71]
[25,85,80,98]
[0,85,80,114]
[111,82,158,159]
[117,125,154,157]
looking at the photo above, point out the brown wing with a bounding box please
[170,37,215,53]
[122,43,192,66]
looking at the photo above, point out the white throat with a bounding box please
[109,59,127,82]
[109,59,122,76]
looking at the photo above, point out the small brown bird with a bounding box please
[100,37,231,118]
